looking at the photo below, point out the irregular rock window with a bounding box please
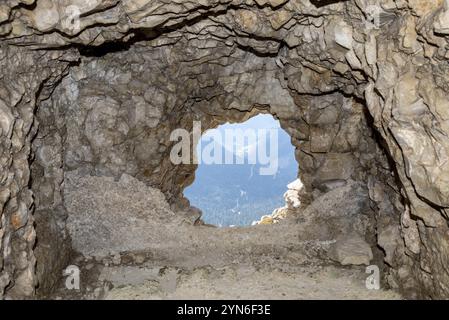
[184,114,298,227]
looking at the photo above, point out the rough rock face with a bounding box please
[0,0,448,299]
[296,181,374,239]
[0,45,77,297]
[329,234,374,266]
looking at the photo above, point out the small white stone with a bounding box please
[434,0,449,34]
[0,99,14,138]
[334,22,353,50]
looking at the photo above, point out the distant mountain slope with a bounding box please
[184,115,298,227]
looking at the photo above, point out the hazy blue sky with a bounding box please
[198,114,282,160]
[185,114,298,226]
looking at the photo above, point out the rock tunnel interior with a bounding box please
[28,42,395,297]
[1,0,449,300]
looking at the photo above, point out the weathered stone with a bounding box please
[334,21,353,50]
[329,234,373,266]
[310,125,338,153]
[378,225,401,266]
[314,153,356,185]
[298,181,372,239]
[268,10,293,30]
[434,5,449,34]
[0,99,14,138]
[255,0,289,8]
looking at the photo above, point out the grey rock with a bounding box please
[329,234,373,266]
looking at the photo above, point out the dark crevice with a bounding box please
[310,0,349,8]
[77,6,233,57]
[361,99,404,198]
[77,4,288,58]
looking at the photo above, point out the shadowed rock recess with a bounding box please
[0,0,449,300]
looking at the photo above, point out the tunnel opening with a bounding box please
[183,114,299,227]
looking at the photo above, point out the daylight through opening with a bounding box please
[184,114,299,227]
